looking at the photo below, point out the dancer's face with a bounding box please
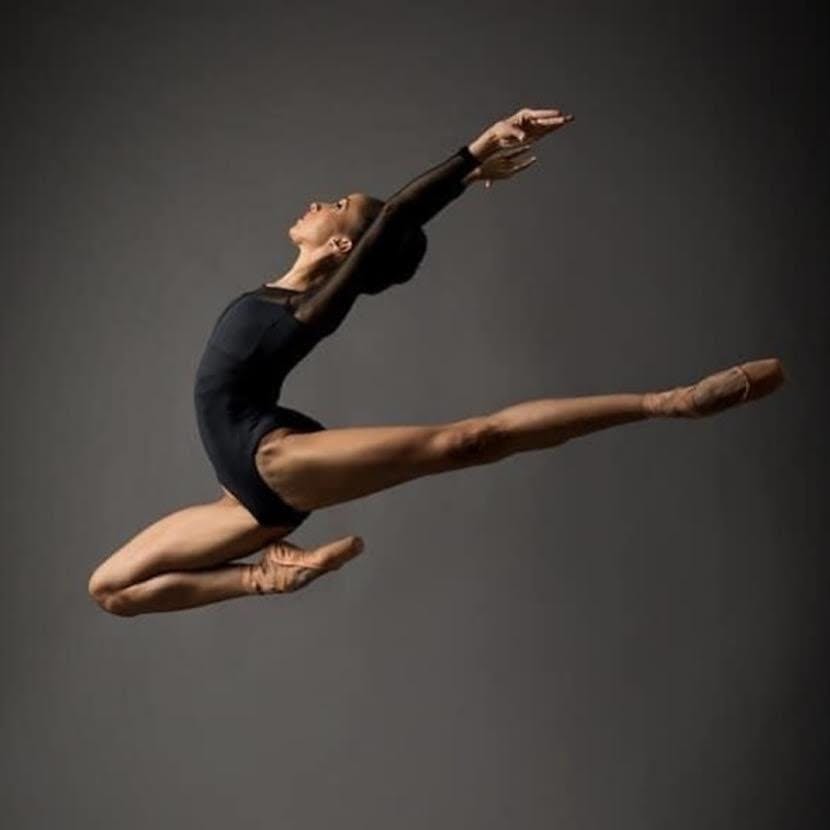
[289,192,374,252]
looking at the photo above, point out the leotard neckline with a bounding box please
[259,283,304,293]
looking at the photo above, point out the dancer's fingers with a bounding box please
[534,114,574,126]
[499,144,536,159]
[498,128,527,147]
[511,155,538,172]
[516,107,562,119]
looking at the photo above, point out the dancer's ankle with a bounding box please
[642,390,667,418]
[641,388,692,419]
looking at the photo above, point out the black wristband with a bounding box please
[457,144,480,167]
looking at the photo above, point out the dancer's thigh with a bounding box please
[89,493,286,595]
[254,416,505,513]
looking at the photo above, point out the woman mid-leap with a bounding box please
[87,106,786,616]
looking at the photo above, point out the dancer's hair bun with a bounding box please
[361,223,428,295]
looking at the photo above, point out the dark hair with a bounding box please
[352,197,428,296]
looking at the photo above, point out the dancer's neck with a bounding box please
[264,248,333,292]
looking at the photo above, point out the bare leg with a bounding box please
[495,393,647,454]
[98,537,363,616]
[254,393,655,513]
[89,495,287,592]
[101,563,253,615]
[255,358,785,513]
[88,493,363,616]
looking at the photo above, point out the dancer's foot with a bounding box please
[244,535,364,594]
[643,357,786,418]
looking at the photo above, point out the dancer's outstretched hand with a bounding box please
[466,145,539,189]
[505,107,574,144]
[469,107,574,161]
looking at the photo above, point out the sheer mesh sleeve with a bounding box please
[293,145,480,336]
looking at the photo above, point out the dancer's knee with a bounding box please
[88,569,137,617]
[88,582,135,616]
[438,417,509,467]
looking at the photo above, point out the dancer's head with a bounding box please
[289,193,427,294]
[289,193,377,249]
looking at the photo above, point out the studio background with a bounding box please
[2,2,827,828]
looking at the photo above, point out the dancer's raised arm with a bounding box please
[294,107,573,335]
[292,145,478,334]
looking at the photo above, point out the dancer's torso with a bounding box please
[193,284,319,412]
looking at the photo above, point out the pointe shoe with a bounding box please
[645,357,786,418]
[246,535,364,594]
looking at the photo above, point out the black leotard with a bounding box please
[193,144,480,528]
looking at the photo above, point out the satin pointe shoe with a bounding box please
[245,535,364,594]
[644,357,786,418]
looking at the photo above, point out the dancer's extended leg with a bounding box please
[255,358,785,513]
[255,395,648,513]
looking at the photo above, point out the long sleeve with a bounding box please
[383,144,480,226]
[293,145,480,335]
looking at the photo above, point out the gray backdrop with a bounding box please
[2,1,827,828]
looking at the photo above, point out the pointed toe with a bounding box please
[738,358,786,401]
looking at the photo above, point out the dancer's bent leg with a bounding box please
[92,537,363,616]
[88,494,363,616]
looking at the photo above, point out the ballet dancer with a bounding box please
[87,106,786,616]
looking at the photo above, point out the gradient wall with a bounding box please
[2,2,826,828]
